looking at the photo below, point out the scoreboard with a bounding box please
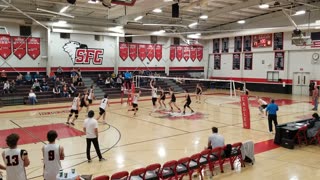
[252,33,272,48]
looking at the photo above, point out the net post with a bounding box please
[229,80,232,97]
[232,80,236,97]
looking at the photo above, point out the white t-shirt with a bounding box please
[88,89,93,100]
[29,92,36,97]
[3,148,27,180]
[208,133,225,149]
[133,95,139,104]
[43,144,61,180]
[83,118,98,139]
[100,98,108,109]
[71,97,79,110]
[151,87,157,98]
[258,98,268,105]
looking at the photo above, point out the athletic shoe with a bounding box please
[71,122,75,126]
[191,110,194,113]
[269,131,273,134]
[99,158,106,162]
[182,111,185,115]
[66,122,70,125]
[88,160,92,163]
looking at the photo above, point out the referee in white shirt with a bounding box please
[83,110,105,162]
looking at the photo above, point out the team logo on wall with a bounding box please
[63,41,104,65]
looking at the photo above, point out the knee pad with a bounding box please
[68,114,72,117]
[136,108,139,111]
[75,115,78,119]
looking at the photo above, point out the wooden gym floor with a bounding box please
[0,90,320,180]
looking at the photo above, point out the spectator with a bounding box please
[105,77,112,88]
[56,66,63,77]
[69,83,77,97]
[116,74,123,88]
[28,89,38,105]
[60,78,66,87]
[53,86,60,97]
[124,70,132,89]
[77,68,82,77]
[0,70,7,83]
[2,133,30,180]
[207,127,225,149]
[61,84,69,97]
[9,80,16,93]
[72,75,78,86]
[49,71,56,82]
[54,77,61,90]
[309,81,315,97]
[111,72,116,82]
[307,113,320,139]
[97,74,104,85]
[312,85,319,111]
[32,79,41,92]
[265,99,279,133]
[41,78,49,91]
[33,71,41,81]
[16,73,23,85]
[3,80,10,94]
[24,72,32,85]
[77,75,84,86]
[70,67,77,78]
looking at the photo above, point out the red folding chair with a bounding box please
[159,160,177,180]
[145,163,161,180]
[294,126,308,146]
[199,149,211,178]
[209,147,224,173]
[129,167,146,180]
[228,142,245,170]
[176,157,190,180]
[111,171,129,180]
[187,153,201,180]
[309,128,320,145]
[93,175,110,180]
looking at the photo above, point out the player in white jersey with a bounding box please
[150,79,158,111]
[42,130,65,180]
[97,93,110,124]
[257,96,268,114]
[128,91,141,115]
[87,85,95,104]
[66,93,80,126]
[0,163,5,179]
[2,133,30,180]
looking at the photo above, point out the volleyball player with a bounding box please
[183,89,194,114]
[257,96,268,115]
[79,89,89,113]
[150,79,158,111]
[42,130,65,180]
[158,87,166,109]
[195,83,203,103]
[169,87,181,113]
[66,93,80,126]
[2,133,30,180]
[128,91,141,115]
[87,85,95,104]
[97,93,110,124]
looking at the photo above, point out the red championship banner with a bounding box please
[129,43,137,61]
[240,95,251,129]
[155,44,162,61]
[196,46,203,61]
[12,36,26,60]
[138,44,147,61]
[0,34,12,59]
[190,46,197,61]
[119,42,128,61]
[146,44,155,61]
[27,37,40,60]
[170,46,175,61]
[183,46,190,61]
[176,46,183,61]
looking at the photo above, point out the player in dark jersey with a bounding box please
[168,87,181,113]
[158,87,166,109]
[183,89,194,114]
[195,83,203,103]
[79,89,89,113]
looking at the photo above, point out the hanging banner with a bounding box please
[196,46,203,61]
[190,46,197,61]
[119,42,129,61]
[232,53,240,70]
[240,95,251,129]
[214,54,221,70]
[222,37,229,53]
[253,33,272,48]
[234,36,242,52]
[183,46,190,61]
[244,53,253,70]
[138,44,147,61]
[274,32,284,50]
[243,35,252,52]
[12,36,27,60]
[129,43,137,61]
[169,46,176,61]
[0,34,12,59]
[155,44,162,61]
[274,51,284,70]
[27,37,40,60]
[176,46,183,61]
[146,44,155,61]
[213,39,220,53]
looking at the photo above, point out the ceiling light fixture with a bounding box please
[259,3,269,9]
[199,15,208,19]
[294,10,306,16]
[134,16,143,21]
[153,8,162,13]
[58,20,67,24]
[237,20,245,24]
[188,22,198,27]
[37,8,75,18]
[59,6,69,13]
[88,0,99,4]
[195,33,201,36]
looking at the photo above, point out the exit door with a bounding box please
[292,72,310,95]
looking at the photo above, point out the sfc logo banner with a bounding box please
[63,41,104,65]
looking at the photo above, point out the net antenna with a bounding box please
[134,75,238,97]
[0,26,8,34]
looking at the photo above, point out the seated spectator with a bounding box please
[3,80,10,94]
[49,71,56,82]
[16,73,23,85]
[175,76,183,84]
[111,72,116,81]
[77,68,82,77]
[61,84,69,97]
[56,66,63,77]
[70,67,77,78]
[0,70,7,83]
[307,113,320,139]
[54,77,61,90]
[32,79,41,92]
[77,76,84,86]
[97,74,104,85]
[9,80,16,93]
[33,71,41,81]
[24,72,32,85]
[72,75,78,86]
[105,77,112,88]
[28,89,38,105]
[68,83,77,97]
[116,75,123,88]
[207,127,225,149]
[41,78,49,91]
[53,86,60,97]
[60,78,66,87]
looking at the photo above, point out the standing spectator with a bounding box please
[32,79,41,92]
[312,85,319,111]
[28,89,38,105]
[3,80,10,94]
[83,110,105,162]
[265,99,279,133]
[2,133,30,180]
[70,67,77,78]
[61,84,69,97]
[207,127,225,149]
[24,72,32,85]
[309,81,315,97]
[53,86,60,97]
[77,68,82,77]
[42,130,65,180]
[56,66,63,77]
[97,74,104,85]
[124,71,132,89]
[0,70,7,83]
[41,78,49,91]
[9,80,16,93]
[69,83,77,97]
[77,76,84,86]
[16,73,23,85]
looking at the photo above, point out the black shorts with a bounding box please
[152,97,157,106]
[99,107,105,115]
[261,104,267,109]
[70,109,79,114]
[197,91,202,95]
[160,96,165,100]
[80,101,87,107]
[132,103,138,108]
[88,99,93,104]
[170,99,176,103]
[185,101,191,107]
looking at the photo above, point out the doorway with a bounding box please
[292,72,310,96]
